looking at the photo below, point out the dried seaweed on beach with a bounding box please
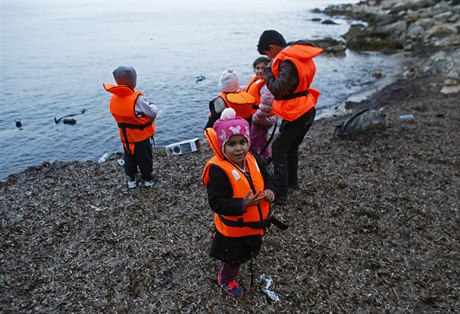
[1,76,459,312]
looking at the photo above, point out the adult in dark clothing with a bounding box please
[257,30,323,204]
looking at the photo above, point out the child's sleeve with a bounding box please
[135,95,158,119]
[206,165,246,216]
[204,98,223,130]
[213,97,226,114]
[260,85,274,108]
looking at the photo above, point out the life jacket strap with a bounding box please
[117,120,153,130]
[117,120,153,155]
[218,215,271,229]
[121,127,133,155]
[218,215,289,230]
[275,89,309,101]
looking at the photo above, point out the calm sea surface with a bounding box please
[0,0,403,179]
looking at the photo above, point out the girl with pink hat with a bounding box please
[202,108,279,298]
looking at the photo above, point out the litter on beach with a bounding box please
[165,138,200,156]
[89,204,108,212]
[399,114,414,120]
[260,274,280,302]
[97,153,109,163]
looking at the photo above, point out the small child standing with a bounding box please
[204,68,256,129]
[103,66,158,189]
[202,108,278,298]
[245,57,278,161]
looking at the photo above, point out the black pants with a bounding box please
[123,137,153,181]
[271,108,316,198]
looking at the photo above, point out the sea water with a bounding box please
[0,0,403,179]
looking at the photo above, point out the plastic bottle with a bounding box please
[399,114,414,120]
[98,153,109,163]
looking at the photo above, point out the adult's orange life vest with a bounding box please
[271,43,323,122]
[244,75,265,105]
[218,91,257,120]
[103,83,155,154]
[202,153,270,237]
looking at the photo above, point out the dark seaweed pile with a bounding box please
[1,75,459,312]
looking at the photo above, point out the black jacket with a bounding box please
[205,154,278,265]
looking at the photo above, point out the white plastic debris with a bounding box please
[260,274,280,302]
[98,153,109,163]
[89,205,108,212]
[399,114,414,120]
[117,159,125,166]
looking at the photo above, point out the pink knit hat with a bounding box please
[213,108,250,153]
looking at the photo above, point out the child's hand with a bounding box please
[263,189,275,203]
[244,190,265,207]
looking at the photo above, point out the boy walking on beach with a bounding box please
[103,66,158,189]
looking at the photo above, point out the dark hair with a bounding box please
[257,30,287,54]
[252,56,270,69]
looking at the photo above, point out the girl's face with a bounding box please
[224,135,249,168]
[254,62,267,79]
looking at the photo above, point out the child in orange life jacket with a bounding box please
[245,57,278,161]
[103,66,159,189]
[257,30,322,205]
[204,68,257,130]
[202,108,278,299]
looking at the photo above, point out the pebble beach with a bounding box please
[1,0,459,312]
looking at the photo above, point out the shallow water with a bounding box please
[0,0,403,179]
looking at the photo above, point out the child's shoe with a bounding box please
[127,177,137,189]
[218,279,244,299]
[144,179,155,188]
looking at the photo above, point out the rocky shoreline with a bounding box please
[1,0,459,312]
[323,0,460,82]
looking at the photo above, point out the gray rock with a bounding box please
[415,17,436,29]
[427,24,458,38]
[322,19,339,25]
[407,24,425,39]
[433,34,460,47]
[433,11,453,22]
[373,20,407,38]
[447,69,460,79]
[326,0,459,79]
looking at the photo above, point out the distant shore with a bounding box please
[322,0,460,85]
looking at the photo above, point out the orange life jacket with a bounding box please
[271,43,323,122]
[103,83,155,154]
[218,91,257,120]
[202,127,270,237]
[244,75,265,105]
